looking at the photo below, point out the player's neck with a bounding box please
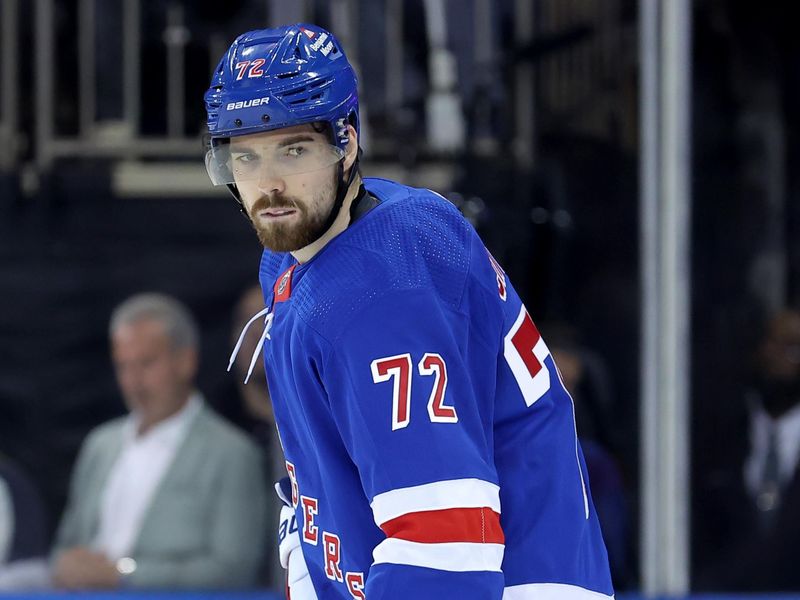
[291,173,362,264]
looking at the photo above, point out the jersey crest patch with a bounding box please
[274,264,297,303]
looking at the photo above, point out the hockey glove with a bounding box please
[276,478,318,600]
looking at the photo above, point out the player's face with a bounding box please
[111,318,197,429]
[231,125,340,252]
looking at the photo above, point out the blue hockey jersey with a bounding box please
[257,178,614,599]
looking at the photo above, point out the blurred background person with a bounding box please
[0,454,50,590]
[544,322,621,452]
[543,322,633,590]
[51,293,267,590]
[694,307,800,590]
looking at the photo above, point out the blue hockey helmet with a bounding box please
[205,23,359,149]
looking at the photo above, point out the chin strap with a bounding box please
[349,183,379,223]
[318,153,360,236]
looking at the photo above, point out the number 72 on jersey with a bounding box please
[370,306,552,430]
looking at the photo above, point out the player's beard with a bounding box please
[248,171,338,252]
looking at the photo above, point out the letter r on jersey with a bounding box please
[323,532,344,582]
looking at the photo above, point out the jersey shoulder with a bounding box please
[292,178,476,341]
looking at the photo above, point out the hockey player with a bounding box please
[206,23,614,600]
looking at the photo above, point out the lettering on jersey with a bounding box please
[418,353,457,423]
[233,59,268,81]
[486,249,507,301]
[301,495,319,545]
[371,354,413,430]
[285,461,299,508]
[345,572,366,599]
[322,531,344,582]
[503,305,551,407]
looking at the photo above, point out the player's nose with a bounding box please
[257,167,286,195]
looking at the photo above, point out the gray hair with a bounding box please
[109,293,199,349]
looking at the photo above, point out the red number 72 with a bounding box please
[370,353,456,431]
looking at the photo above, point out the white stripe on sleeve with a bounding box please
[503,583,615,600]
[372,538,505,572]
[370,478,501,527]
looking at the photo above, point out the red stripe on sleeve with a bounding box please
[380,507,504,544]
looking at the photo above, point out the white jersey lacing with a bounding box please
[228,306,274,384]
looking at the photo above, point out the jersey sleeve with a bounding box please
[323,287,505,600]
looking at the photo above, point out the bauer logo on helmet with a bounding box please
[226,97,271,111]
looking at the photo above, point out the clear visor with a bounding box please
[205,139,345,186]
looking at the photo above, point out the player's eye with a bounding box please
[231,153,261,175]
[285,145,307,158]
[233,152,259,164]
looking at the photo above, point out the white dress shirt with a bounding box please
[92,393,202,560]
[744,398,800,498]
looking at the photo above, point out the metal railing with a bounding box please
[19,0,633,171]
[535,0,635,135]
[34,0,227,169]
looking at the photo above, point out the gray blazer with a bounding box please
[54,404,268,589]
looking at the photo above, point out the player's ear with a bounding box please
[343,124,358,173]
